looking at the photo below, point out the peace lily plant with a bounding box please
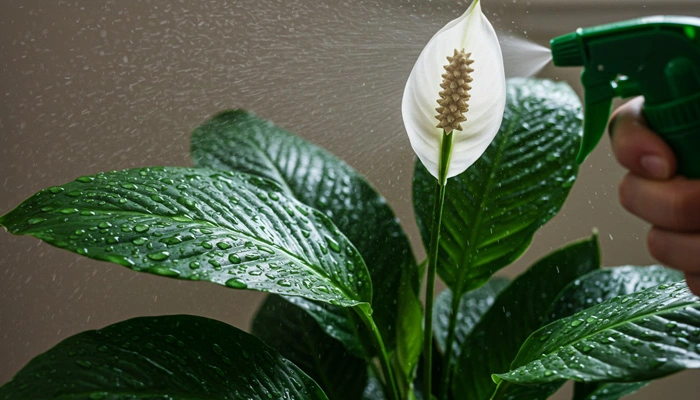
[1,0,699,399]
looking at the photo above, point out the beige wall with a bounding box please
[0,0,698,397]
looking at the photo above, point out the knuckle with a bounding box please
[665,187,698,229]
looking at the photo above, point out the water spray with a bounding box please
[551,15,700,178]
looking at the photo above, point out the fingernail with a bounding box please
[640,155,669,179]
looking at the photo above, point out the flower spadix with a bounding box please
[402,0,506,179]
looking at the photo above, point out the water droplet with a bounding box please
[201,241,213,249]
[171,215,193,222]
[77,176,95,183]
[225,278,248,289]
[80,210,96,216]
[209,259,222,270]
[189,261,200,270]
[217,242,232,250]
[147,266,180,277]
[326,236,341,253]
[581,345,593,353]
[59,208,79,215]
[132,237,148,245]
[147,251,170,261]
[650,357,667,368]
[160,236,182,246]
[28,218,47,225]
[75,360,92,368]
[228,254,242,264]
[571,319,584,327]
[212,343,224,355]
[544,370,555,377]
[48,187,64,194]
[134,224,150,233]
[277,279,292,287]
[66,190,83,198]
[121,183,137,190]
[177,197,196,208]
[98,222,112,229]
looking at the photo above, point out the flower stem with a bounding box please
[354,305,400,400]
[423,131,453,400]
[439,290,462,399]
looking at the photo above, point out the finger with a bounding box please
[609,97,676,180]
[685,273,700,297]
[648,227,700,274]
[619,174,700,231]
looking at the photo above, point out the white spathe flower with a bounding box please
[402,0,506,179]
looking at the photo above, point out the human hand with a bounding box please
[609,97,700,296]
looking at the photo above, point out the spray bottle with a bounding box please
[550,15,700,178]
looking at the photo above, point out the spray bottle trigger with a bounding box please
[612,75,642,99]
[577,96,614,164]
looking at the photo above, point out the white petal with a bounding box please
[402,0,506,179]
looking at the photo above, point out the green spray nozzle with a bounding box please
[551,15,700,178]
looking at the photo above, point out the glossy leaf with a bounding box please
[282,295,374,359]
[0,315,329,400]
[572,381,649,400]
[394,268,424,397]
[433,277,509,353]
[191,109,419,352]
[548,265,684,322]
[551,265,683,399]
[253,295,368,400]
[413,78,582,295]
[0,167,371,308]
[494,282,700,385]
[451,236,600,400]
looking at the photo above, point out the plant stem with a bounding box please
[439,289,462,399]
[422,131,453,400]
[354,306,400,400]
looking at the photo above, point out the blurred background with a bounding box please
[1,0,698,397]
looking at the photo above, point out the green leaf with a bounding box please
[0,167,371,308]
[494,282,700,385]
[394,268,424,397]
[452,236,600,400]
[252,295,368,400]
[548,265,684,322]
[191,109,419,352]
[433,277,509,353]
[282,295,374,358]
[413,78,582,295]
[572,381,649,400]
[549,265,683,399]
[0,315,329,400]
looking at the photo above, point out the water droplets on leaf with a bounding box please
[147,251,170,261]
[134,224,150,233]
[146,266,180,277]
[225,278,248,289]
